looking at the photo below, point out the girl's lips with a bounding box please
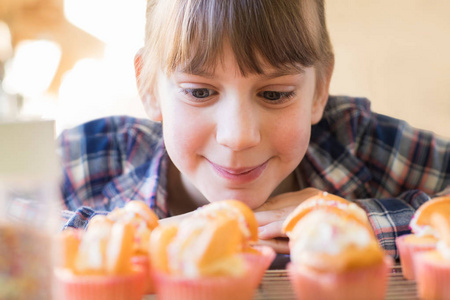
[208,160,268,184]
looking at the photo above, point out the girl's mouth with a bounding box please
[208,159,269,184]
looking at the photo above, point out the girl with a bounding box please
[59,0,450,256]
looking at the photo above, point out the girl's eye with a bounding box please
[183,88,216,99]
[259,91,296,103]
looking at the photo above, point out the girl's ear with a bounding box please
[141,93,163,122]
[134,49,162,122]
[310,84,329,125]
[311,66,333,125]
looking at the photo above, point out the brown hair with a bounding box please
[139,0,334,96]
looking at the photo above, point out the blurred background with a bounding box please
[0,0,449,137]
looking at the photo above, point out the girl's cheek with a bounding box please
[163,108,210,160]
[271,114,311,155]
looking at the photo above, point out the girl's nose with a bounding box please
[215,97,261,151]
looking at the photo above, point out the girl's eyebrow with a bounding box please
[260,68,305,80]
[177,68,216,79]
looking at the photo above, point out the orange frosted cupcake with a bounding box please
[53,219,145,300]
[396,197,450,279]
[415,213,450,300]
[149,200,267,300]
[283,194,392,300]
[194,200,275,287]
[106,200,159,293]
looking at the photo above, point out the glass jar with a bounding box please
[0,119,61,300]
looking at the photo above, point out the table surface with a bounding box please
[252,264,417,300]
[144,263,418,300]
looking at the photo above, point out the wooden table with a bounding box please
[144,263,418,300]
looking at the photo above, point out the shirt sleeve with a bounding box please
[61,207,108,230]
[354,190,432,258]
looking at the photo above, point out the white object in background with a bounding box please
[0,119,62,299]
[0,119,60,180]
[2,40,61,97]
[0,91,21,120]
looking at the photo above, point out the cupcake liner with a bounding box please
[396,234,436,280]
[287,255,393,300]
[53,267,145,300]
[415,252,450,300]
[131,255,155,294]
[152,268,256,300]
[241,245,276,288]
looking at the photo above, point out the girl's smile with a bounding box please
[207,158,269,185]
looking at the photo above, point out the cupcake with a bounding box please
[396,235,437,280]
[282,193,392,300]
[396,197,450,280]
[53,218,145,300]
[415,212,450,300]
[241,245,276,288]
[194,199,276,287]
[148,199,273,300]
[106,200,159,293]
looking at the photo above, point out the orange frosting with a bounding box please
[413,197,450,227]
[282,192,370,234]
[284,192,384,273]
[149,199,259,277]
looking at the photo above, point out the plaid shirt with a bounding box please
[58,95,450,258]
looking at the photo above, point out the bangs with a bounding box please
[151,0,323,76]
[141,0,333,95]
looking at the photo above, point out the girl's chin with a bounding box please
[204,189,268,209]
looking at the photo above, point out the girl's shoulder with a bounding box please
[59,115,162,139]
[58,116,163,146]
[57,115,164,164]
[323,95,372,121]
[320,95,375,137]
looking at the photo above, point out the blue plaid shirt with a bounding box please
[57,96,450,258]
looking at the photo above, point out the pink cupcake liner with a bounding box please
[53,267,145,300]
[396,234,436,280]
[287,256,393,300]
[415,252,450,300]
[131,255,155,294]
[241,245,276,288]
[152,268,257,300]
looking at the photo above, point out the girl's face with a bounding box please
[153,45,326,209]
